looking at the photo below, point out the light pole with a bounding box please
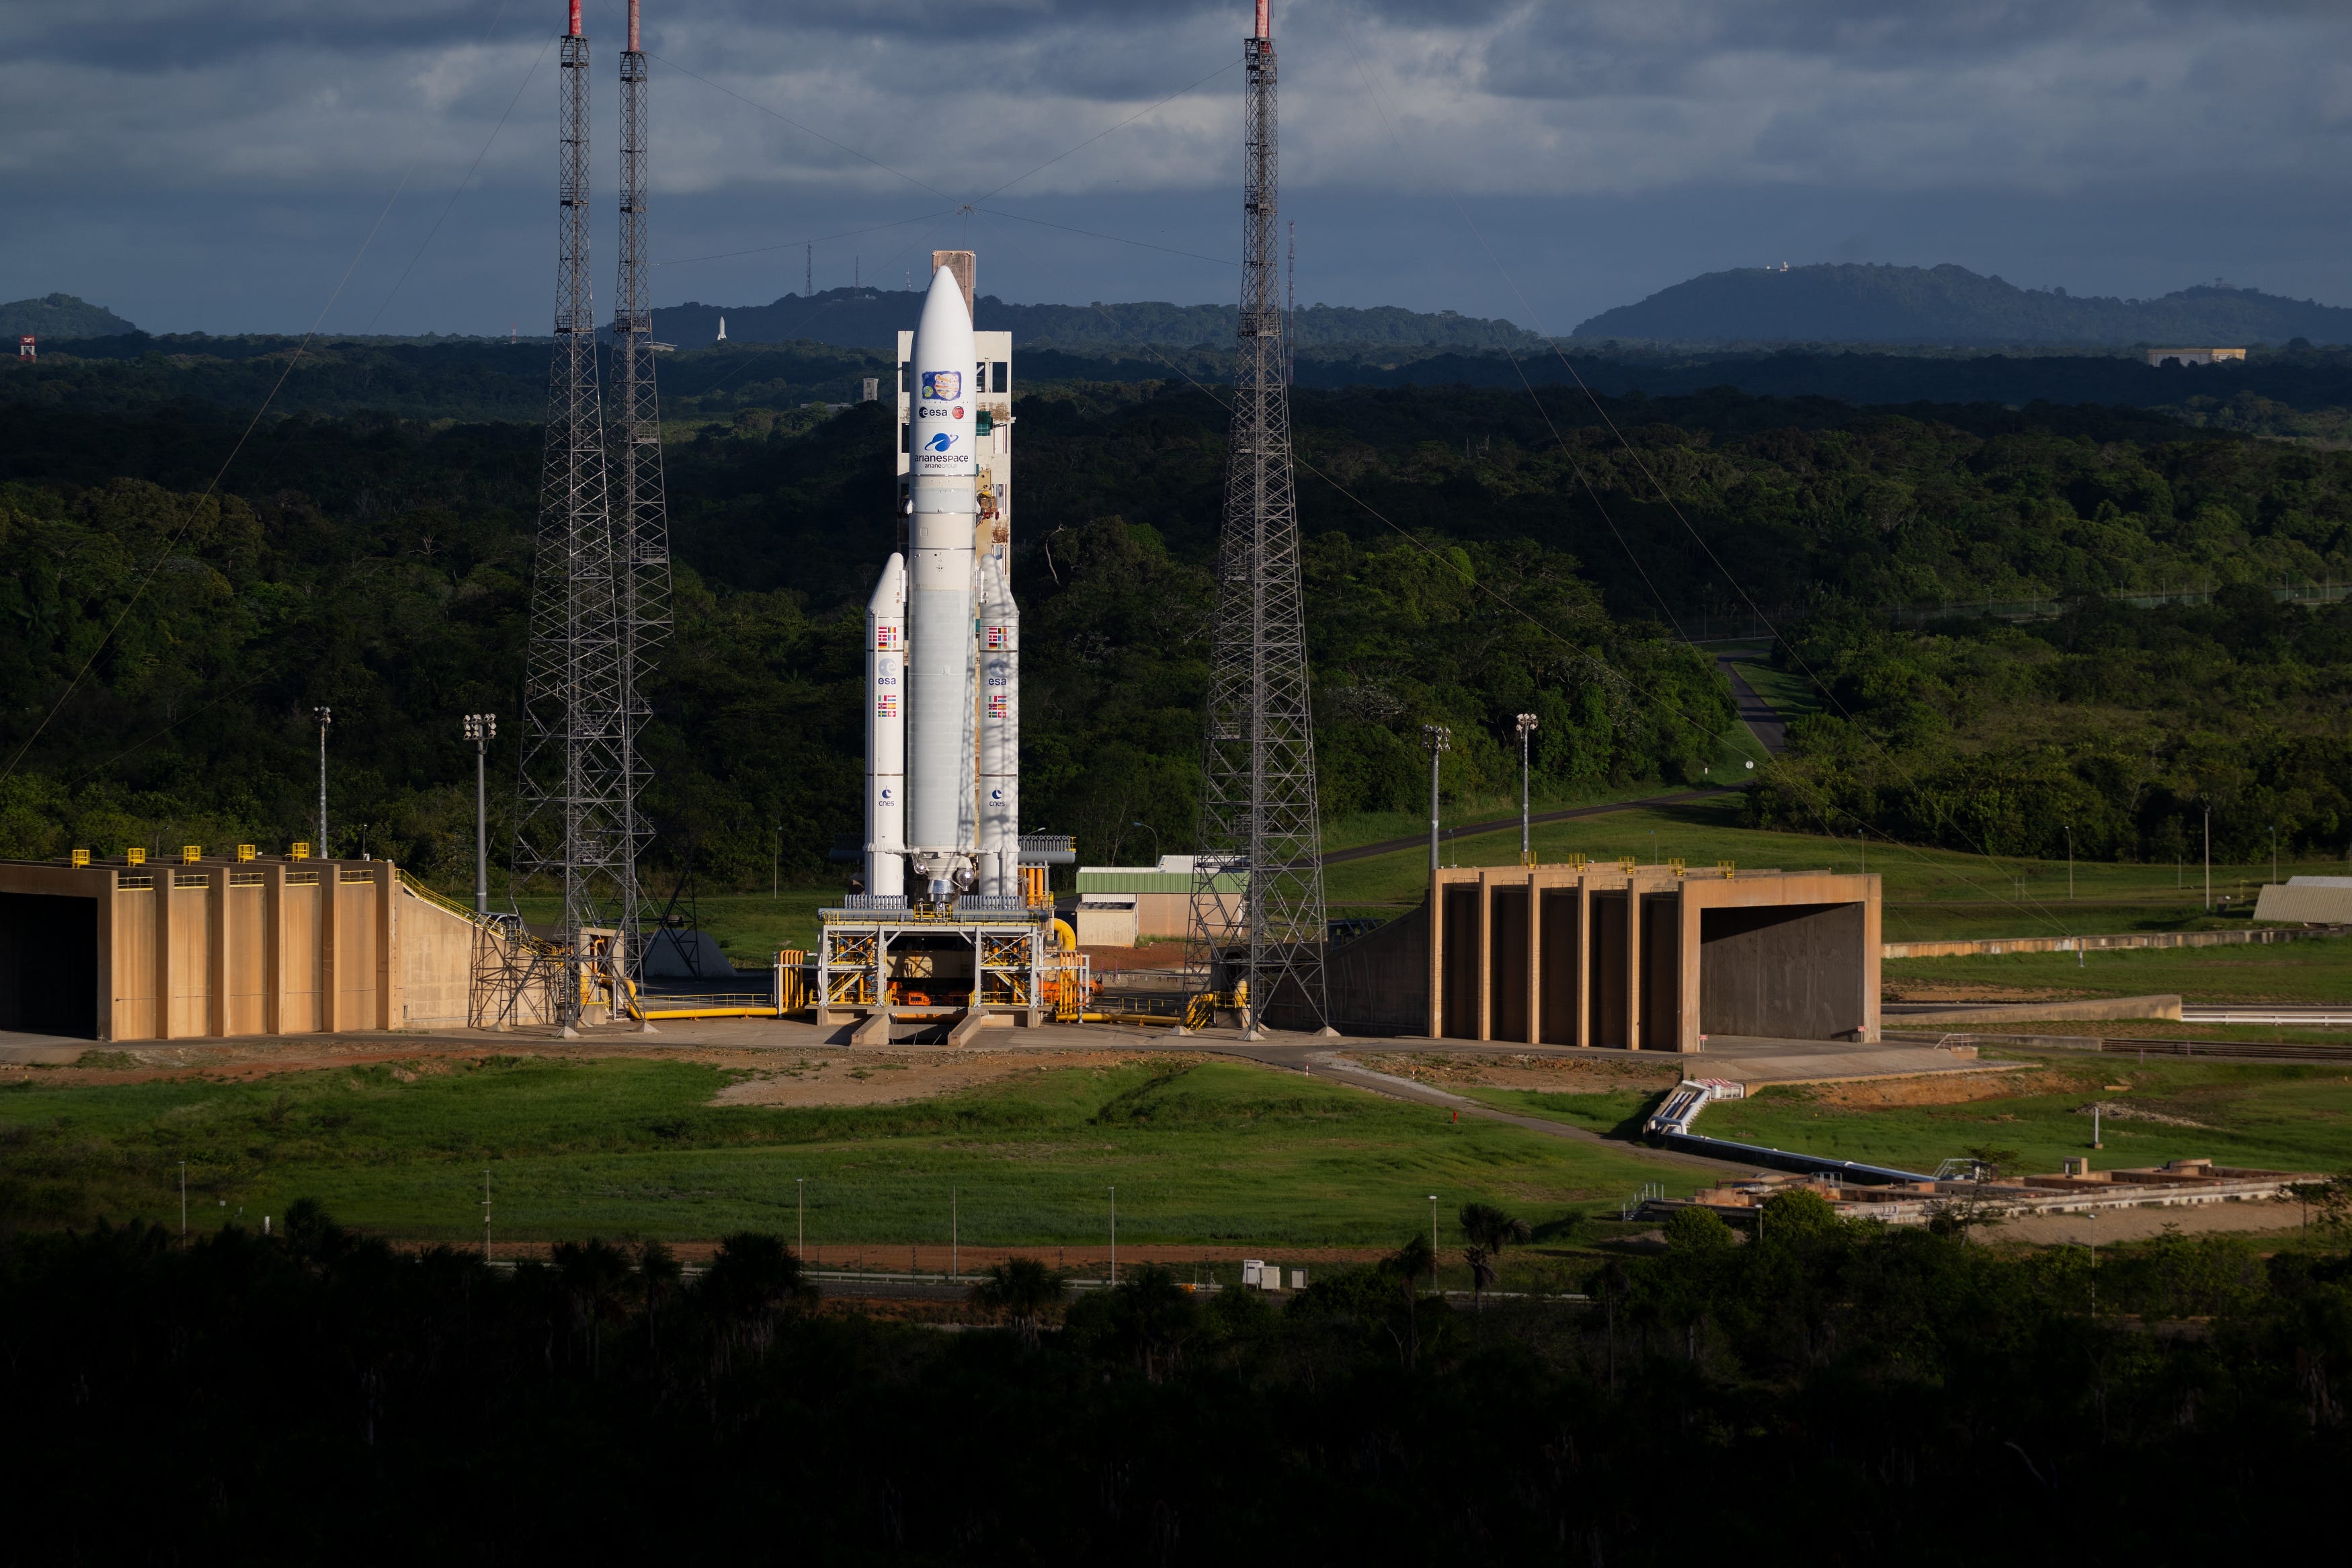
[773,825,782,899]
[1131,819,1161,866]
[1422,725,1451,872]
[313,706,332,855]
[1428,1194,1440,1291]
[464,713,495,914]
[951,1184,959,1280]
[2203,805,2212,912]
[179,1161,187,1239]
[1108,1185,1117,1285]
[1514,714,1538,867]
[2271,823,2279,886]
[481,1169,491,1262]
[797,1177,805,1258]
[2064,823,2072,901]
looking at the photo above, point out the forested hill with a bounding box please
[649,288,1541,353]
[1575,264,2352,347]
[0,293,138,340]
[6,357,2352,886]
[19,334,2352,440]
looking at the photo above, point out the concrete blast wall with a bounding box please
[1318,862,1878,1051]
[0,858,481,1040]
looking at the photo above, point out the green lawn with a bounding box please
[510,891,838,969]
[1326,789,2322,944]
[0,1055,1678,1244]
[1460,1055,2352,1178]
[1887,940,2352,1007]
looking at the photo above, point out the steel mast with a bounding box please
[1187,0,1330,1036]
[512,0,631,1034]
[611,0,672,986]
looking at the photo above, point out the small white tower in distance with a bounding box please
[715,315,727,342]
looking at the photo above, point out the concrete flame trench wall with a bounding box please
[1298,864,1879,1050]
[0,859,479,1040]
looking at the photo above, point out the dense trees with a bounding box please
[5,362,2352,882]
[5,1204,2346,1561]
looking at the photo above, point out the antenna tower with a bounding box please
[505,0,660,1033]
[610,0,672,980]
[1187,0,1329,1036]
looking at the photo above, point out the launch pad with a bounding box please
[813,895,1084,1030]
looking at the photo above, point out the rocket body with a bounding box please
[978,554,1020,896]
[864,552,907,896]
[906,265,977,865]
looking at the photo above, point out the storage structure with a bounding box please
[1311,861,1880,1050]
[0,854,479,1041]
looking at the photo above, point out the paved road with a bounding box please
[1321,788,1730,868]
[1716,655,1788,755]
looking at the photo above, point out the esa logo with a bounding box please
[920,370,962,401]
[924,431,959,453]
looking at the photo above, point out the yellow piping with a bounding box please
[1049,918,1077,952]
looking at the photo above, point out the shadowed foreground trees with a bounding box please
[3,1204,2349,1563]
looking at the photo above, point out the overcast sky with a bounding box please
[6,0,2350,335]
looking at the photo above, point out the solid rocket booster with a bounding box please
[905,264,977,868]
[864,552,907,896]
[978,553,1019,897]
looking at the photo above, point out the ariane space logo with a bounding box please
[924,431,958,454]
[920,370,962,401]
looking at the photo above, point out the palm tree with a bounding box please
[1379,1232,1437,1368]
[700,1231,816,1354]
[1457,1201,1530,1311]
[551,1237,633,1375]
[970,1255,1068,1347]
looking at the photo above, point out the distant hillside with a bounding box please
[649,288,1539,354]
[1572,264,2352,347]
[0,293,138,341]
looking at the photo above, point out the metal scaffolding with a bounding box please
[503,10,661,1034]
[1186,4,1330,1036]
[610,0,672,973]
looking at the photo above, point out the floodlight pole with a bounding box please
[1108,1185,1117,1285]
[1514,713,1537,866]
[797,1176,805,1257]
[2064,823,2072,900]
[2203,806,2212,912]
[314,707,333,856]
[951,1185,959,1280]
[1423,725,1451,871]
[179,1161,187,1239]
[1428,1193,1439,1290]
[466,714,497,914]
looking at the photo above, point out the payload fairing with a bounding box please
[864,257,1019,904]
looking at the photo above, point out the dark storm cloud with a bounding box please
[3,1,2348,333]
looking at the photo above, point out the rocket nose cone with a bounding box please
[918,262,972,333]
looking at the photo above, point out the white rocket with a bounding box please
[863,552,906,897]
[978,552,1019,897]
[905,265,979,899]
[863,258,1021,906]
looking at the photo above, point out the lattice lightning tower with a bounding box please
[611,0,672,960]
[507,1,641,1032]
[1187,0,1330,1034]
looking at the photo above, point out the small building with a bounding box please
[15,335,32,360]
[1069,856,1245,942]
[2147,347,2246,366]
[1299,860,1879,1049]
[2252,875,2352,926]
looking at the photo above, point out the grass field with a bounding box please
[1461,1054,2352,1178]
[1325,788,2338,946]
[1886,940,2352,1007]
[0,1055,1682,1245]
